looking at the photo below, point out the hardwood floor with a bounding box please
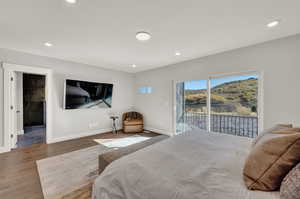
[0,131,159,199]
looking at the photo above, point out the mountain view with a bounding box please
[184,78,258,116]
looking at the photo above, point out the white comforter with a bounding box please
[92,131,279,199]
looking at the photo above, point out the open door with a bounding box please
[175,80,208,135]
[3,63,52,153]
[176,82,185,134]
[9,71,18,149]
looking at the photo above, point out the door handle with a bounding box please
[16,111,20,113]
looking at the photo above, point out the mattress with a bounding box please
[92,131,280,199]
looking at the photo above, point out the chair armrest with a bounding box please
[98,135,168,174]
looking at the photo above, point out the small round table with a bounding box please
[110,116,119,134]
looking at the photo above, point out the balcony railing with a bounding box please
[181,112,258,138]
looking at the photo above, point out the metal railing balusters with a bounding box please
[183,112,258,138]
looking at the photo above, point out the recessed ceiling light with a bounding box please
[136,32,151,41]
[132,64,137,68]
[175,51,181,56]
[267,20,280,28]
[44,42,53,47]
[65,0,77,4]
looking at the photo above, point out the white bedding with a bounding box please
[92,131,280,199]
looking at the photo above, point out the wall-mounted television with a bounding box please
[64,79,113,109]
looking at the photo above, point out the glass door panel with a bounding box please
[176,74,259,138]
[184,80,208,131]
[176,82,185,134]
[176,80,208,134]
[210,75,259,138]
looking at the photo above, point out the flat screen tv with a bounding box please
[64,79,113,109]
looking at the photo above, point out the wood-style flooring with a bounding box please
[0,131,159,199]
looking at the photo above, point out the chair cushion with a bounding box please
[243,128,300,191]
[123,112,143,121]
[280,162,300,199]
[124,119,143,126]
[124,125,143,133]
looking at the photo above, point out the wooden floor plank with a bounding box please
[0,131,159,199]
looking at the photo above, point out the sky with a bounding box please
[184,75,258,90]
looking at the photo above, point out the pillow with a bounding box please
[243,128,300,191]
[280,162,300,199]
[251,124,293,147]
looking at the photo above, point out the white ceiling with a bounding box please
[0,0,300,73]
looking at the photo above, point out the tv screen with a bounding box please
[64,79,113,109]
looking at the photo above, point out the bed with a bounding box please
[92,130,280,199]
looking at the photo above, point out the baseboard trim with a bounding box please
[0,146,10,153]
[18,130,24,135]
[144,127,173,136]
[48,128,122,144]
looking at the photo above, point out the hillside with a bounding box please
[185,78,258,115]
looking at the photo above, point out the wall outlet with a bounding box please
[89,122,99,129]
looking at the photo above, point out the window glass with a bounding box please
[176,74,259,138]
[139,86,152,94]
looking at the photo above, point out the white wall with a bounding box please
[1,34,300,147]
[134,34,300,135]
[0,48,135,147]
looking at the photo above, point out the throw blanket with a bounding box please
[92,131,279,199]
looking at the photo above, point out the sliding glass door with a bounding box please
[176,80,208,134]
[176,74,259,138]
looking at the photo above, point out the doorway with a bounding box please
[16,73,46,148]
[3,63,53,152]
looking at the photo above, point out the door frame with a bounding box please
[3,63,53,152]
[172,70,264,136]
